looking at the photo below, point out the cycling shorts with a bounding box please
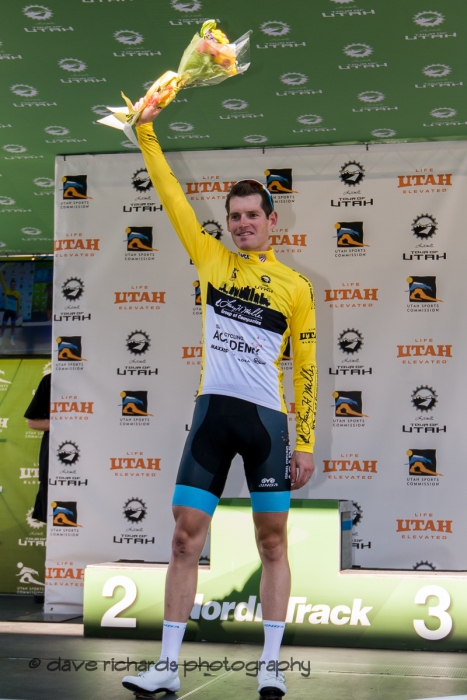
[173,394,291,516]
[2,310,17,325]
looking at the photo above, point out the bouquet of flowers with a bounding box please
[99,21,251,140]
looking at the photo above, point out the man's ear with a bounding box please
[268,211,278,228]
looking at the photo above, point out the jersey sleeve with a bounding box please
[136,123,224,268]
[290,273,318,453]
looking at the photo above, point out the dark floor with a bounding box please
[0,595,466,700]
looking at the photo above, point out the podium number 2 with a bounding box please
[413,585,452,641]
[101,575,137,628]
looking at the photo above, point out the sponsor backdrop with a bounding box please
[2,1,467,253]
[0,358,50,594]
[49,139,467,615]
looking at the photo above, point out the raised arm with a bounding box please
[0,267,7,293]
[134,102,223,267]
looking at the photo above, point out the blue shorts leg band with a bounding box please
[172,484,219,516]
[250,491,291,513]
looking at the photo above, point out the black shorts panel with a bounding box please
[176,394,290,499]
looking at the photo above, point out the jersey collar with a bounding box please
[236,248,276,264]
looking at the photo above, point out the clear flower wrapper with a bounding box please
[99,21,251,146]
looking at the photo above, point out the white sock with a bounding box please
[159,620,187,667]
[260,620,286,665]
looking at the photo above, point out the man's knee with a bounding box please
[256,530,287,563]
[171,508,210,558]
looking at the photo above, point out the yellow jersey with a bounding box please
[136,123,317,452]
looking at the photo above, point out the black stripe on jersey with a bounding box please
[207,283,287,335]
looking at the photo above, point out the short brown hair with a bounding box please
[225,181,273,218]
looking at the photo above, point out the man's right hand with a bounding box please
[133,97,162,126]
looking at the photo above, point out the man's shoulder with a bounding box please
[275,259,313,287]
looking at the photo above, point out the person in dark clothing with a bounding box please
[24,372,51,523]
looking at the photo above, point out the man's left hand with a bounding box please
[290,451,315,491]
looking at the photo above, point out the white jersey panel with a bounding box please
[201,303,284,411]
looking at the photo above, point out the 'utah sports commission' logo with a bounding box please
[126,331,150,355]
[119,391,153,416]
[264,169,297,194]
[406,449,441,476]
[339,161,365,186]
[61,175,92,200]
[406,276,442,302]
[123,497,147,523]
[412,214,437,240]
[333,391,368,417]
[51,501,82,527]
[56,336,86,361]
[61,278,84,301]
[57,441,80,465]
[334,222,368,248]
[338,329,364,354]
[132,168,152,192]
[411,386,438,412]
[125,227,157,251]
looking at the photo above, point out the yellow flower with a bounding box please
[210,28,229,44]
[200,20,229,44]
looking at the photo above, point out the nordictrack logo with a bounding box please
[58,58,86,73]
[11,84,38,97]
[23,4,52,20]
[414,11,444,27]
[260,21,290,36]
[114,30,143,45]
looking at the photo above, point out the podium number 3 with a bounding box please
[413,585,452,641]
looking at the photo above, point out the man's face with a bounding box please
[226,194,277,252]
